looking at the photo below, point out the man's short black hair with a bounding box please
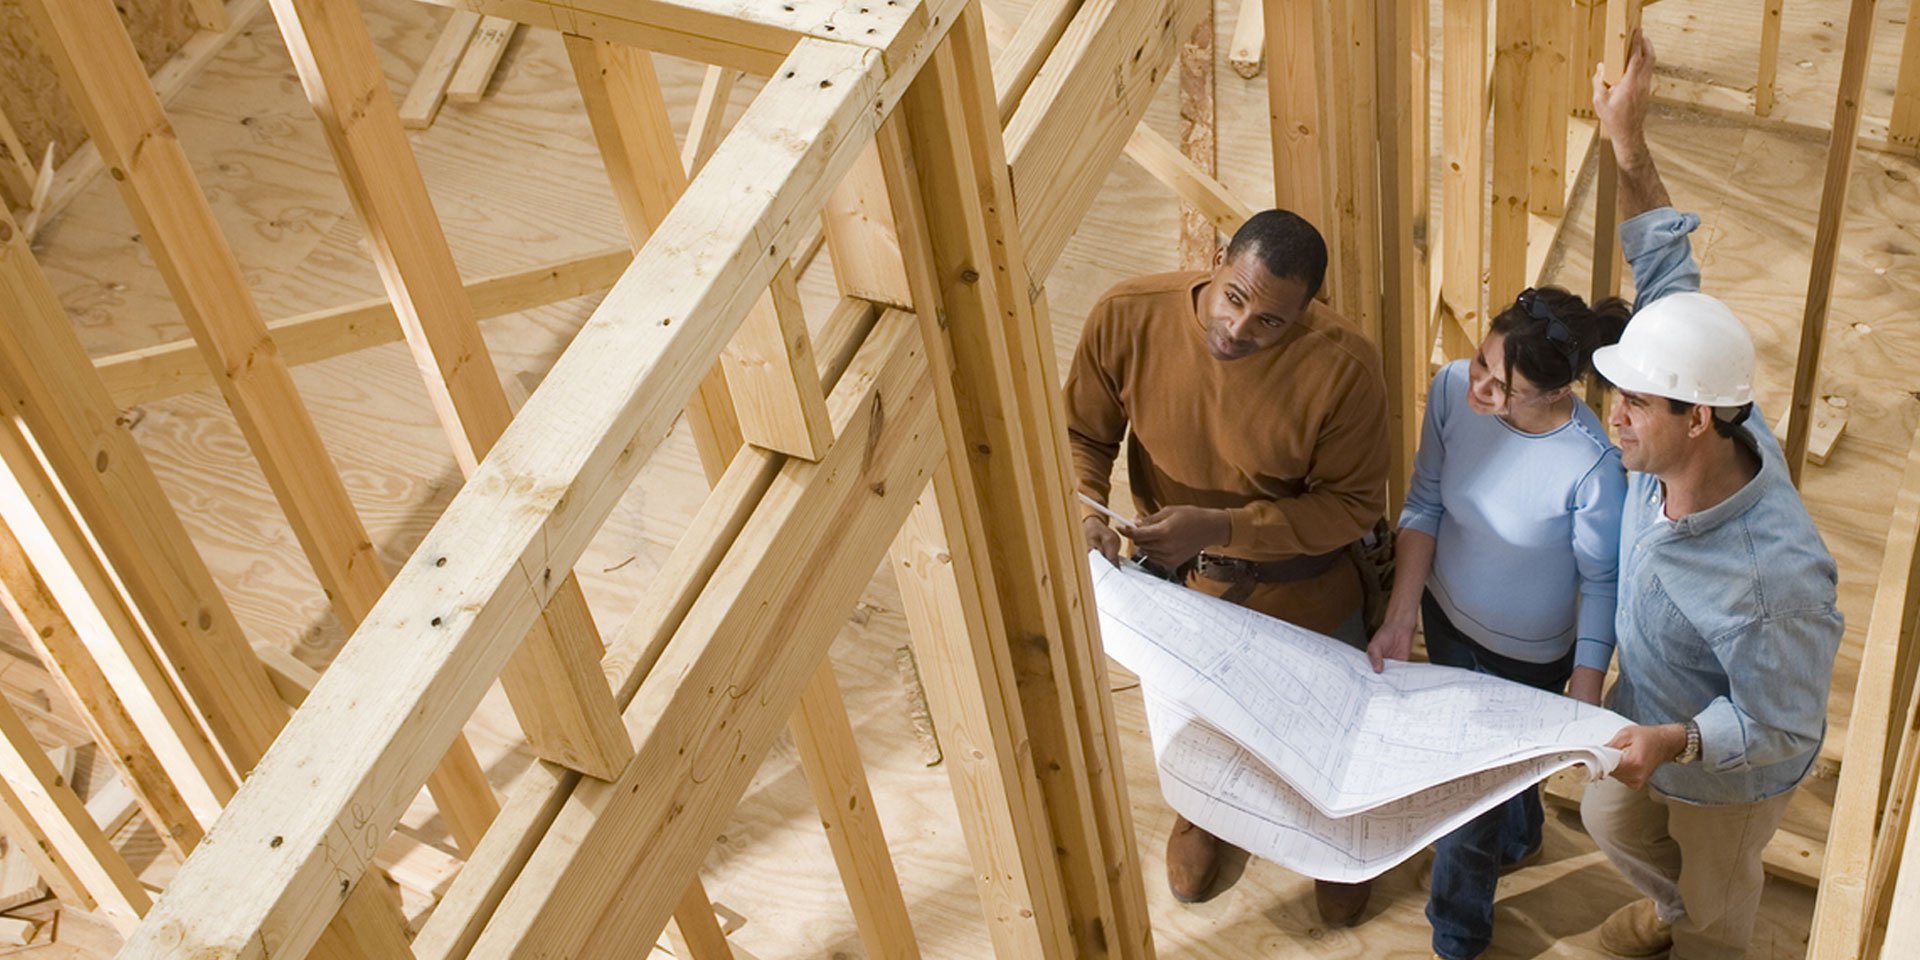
[1224,209,1329,303]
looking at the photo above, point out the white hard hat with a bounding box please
[1592,292,1755,406]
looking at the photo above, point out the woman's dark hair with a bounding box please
[1488,286,1631,394]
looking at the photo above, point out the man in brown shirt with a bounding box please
[1066,209,1389,924]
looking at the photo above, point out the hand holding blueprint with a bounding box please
[1089,554,1629,882]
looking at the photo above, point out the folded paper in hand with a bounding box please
[1089,552,1628,882]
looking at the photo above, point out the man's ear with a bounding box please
[1686,404,1714,439]
[1212,245,1227,269]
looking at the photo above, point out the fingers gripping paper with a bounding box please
[1089,554,1628,882]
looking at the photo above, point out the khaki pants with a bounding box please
[1581,777,1793,960]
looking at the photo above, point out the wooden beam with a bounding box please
[1590,0,1639,304]
[890,467,1070,957]
[1377,0,1423,515]
[471,313,939,958]
[1786,0,1878,485]
[1757,0,1786,118]
[414,297,879,960]
[821,143,914,310]
[119,40,891,959]
[1440,0,1489,343]
[269,0,632,779]
[893,11,1155,953]
[0,104,34,210]
[0,691,149,934]
[1122,126,1255,241]
[1227,0,1264,79]
[991,0,1082,120]
[1893,0,1920,152]
[1488,0,1533,307]
[568,35,833,465]
[1325,0,1382,338]
[1807,420,1920,957]
[1528,0,1572,217]
[662,878,733,960]
[0,197,415,960]
[1007,0,1201,277]
[788,662,922,959]
[22,0,500,852]
[1263,0,1330,237]
[185,0,230,30]
[415,0,956,77]
[0,513,204,862]
[94,246,633,408]
[399,11,482,128]
[447,16,518,103]
[1882,767,1920,951]
[681,66,740,176]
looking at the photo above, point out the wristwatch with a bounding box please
[1674,720,1701,765]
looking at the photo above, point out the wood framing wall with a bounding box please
[0,1,1916,957]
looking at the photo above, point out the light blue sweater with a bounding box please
[1399,361,1627,672]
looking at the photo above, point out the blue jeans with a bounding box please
[1421,592,1573,960]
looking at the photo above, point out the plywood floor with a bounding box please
[5,0,1916,956]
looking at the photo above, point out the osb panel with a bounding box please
[0,0,199,173]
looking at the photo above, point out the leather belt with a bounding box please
[1194,549,1344,585]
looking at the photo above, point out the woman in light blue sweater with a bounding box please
[1367,287,1630,960]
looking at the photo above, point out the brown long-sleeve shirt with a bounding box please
[1064,270,1390,632]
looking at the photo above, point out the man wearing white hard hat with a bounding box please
[1580,30,1843,960]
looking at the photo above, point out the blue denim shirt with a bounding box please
[1609,207,1843,805]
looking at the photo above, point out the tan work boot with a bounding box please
[1598,898,1673,958]
[1314,878,1372,927]
[1165,815,1222,903]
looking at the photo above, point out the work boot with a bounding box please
[1598,898,1673,958]
[1165,815,1222,903]
[1313,878,1372,927]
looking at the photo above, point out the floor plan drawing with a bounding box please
[1091,554,1630,880]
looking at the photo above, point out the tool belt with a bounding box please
[1194,549,1345,585]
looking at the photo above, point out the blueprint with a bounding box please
[1090,554,1629,881]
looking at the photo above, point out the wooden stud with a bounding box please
[1006,0,1201,277]
[1177,7,1218,271]
[21,0,501,850]
[1377,0,1423,514]
[568,35,832,464]
[787,662,921,959]
[1488,0,1533,307]
[0,190,415,960]
[1893,0,1920,153]
[1785,0,1878,484]
[469,312,939,959]
[267,0,633,779]
[1263,0,1331,244]
[1807,422,1920,958]
[894,11,1158,952]
[821,143,914,311]
[415,298,880,960]
[0,691,148,936]
[0,692,148,934]
[0,104,34,211]
[1757,0,1786,118]
[0,514,204,860]
[682,66,740,176]
[1227,0,1264,79]
[662,878,733,960]
[1122,126,1255,243]
[1528,0,1572,217]
[399,11,483,129]
[889,469,1069,958]
[1325,0,1382,339]
[448,17,519,103]
[1411,0,1432,367]
[1882,774,1920,951]
[94,246,634,408]
[1440,0,1489,345]
[991,0,1082,120]
[1590,0,1639,304]
[118,40,893,958]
